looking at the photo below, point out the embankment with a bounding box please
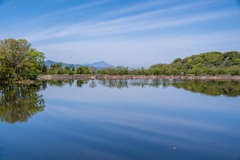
[37,75,95,80]
[37,75,240,80]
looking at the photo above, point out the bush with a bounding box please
[227,66,240,75]
[68,70,74,75]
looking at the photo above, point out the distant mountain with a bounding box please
[83,61,112,68]
[45,60,113,69]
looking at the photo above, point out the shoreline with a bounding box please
[37,75,240,80]
[0,80,36,84]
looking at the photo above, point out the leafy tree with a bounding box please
[64,66,70,70]
[72,66,75,71]
[115,66,129,75]
[68,70,74,75]
[50,63,62,69]
[89,67,97,75]
[76,66,90,74]
[172,58,181,63]
[227,66,240,75]
[42,64,48,74]
[0,38,45,80]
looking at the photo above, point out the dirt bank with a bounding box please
[37,75,240,80]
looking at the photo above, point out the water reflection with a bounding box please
[172,80,240,97]
[43,79,240,97]
[0,82,46,124]
[41,79,240,160]
[1,79,239,124]
[46,79,75,87]
[77,80,89,88]
[89,80,97,88]
[1,79,240,159]
[97,79,240,97]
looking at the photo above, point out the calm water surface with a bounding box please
[0,79,240,160]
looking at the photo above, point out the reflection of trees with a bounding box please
[98,79,240,97]
[76,80,89,88]
[89,80,97,88]
[0,82,46,124]
[98,79,173,88]
[98,80,129,88]
[46,80,75,87]
[44,80,90,88]
[171,80,240,97]
[129,79,149,88]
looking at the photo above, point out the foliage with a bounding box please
[68,70,74,75]
[0,38,45,80]
[148,51,240,76]
[76,66,90,74]
[89,67,97,75]
[47,64,92,75]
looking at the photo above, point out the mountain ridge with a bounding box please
[45,60,113,69]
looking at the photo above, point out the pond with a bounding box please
[0,79,240,160]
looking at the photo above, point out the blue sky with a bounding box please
[0,0,240,67]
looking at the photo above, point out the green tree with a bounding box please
[68,70,74,75]
[227,66,240,75]
[76,66,90,74]
[72,66,75,71]
[0,38,45,80]
[89,67,97,75]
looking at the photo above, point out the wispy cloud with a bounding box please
[106,0,174,16]
[35,29,240,66]
[48,0,110,16]
[106,0,215,17]
[25,8,238,42]
[1,0,239,66]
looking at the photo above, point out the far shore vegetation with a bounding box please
[1,38,240,83]
[46,51,240,76]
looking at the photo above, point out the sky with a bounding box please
[0,0,240,68]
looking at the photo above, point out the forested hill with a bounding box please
[149,51,240,75]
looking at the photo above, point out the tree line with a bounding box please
[47,63,93,75]
[46,51,240,76]
[46,63,131,75]
[149,51,240,76]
